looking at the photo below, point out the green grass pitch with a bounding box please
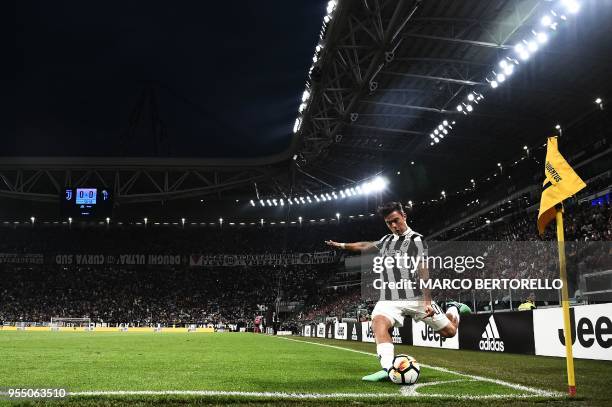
[0,332,611,406]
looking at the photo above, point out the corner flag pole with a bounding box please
[555,206,576,397]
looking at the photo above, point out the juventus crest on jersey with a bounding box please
[374,227,427,301]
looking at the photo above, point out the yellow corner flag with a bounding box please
[537,137,586,235]
[537,136,586,397]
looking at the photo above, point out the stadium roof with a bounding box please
[4,0,611,205]
[296,0,612,200]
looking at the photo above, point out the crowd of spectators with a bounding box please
[1,196,609,325]
[0,217,386,255]
[458,201,611,242]
[0,264,334,326]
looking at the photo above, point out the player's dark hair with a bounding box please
[377,201,405,218]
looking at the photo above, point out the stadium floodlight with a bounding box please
[541,14,553,27]
[250,200,255,206]
[327,0,337,14]
[430,142,434,146]
[107,217,111,225]
[503,64,514,76]
[323,15,331,23]
[497,163,502,167]
[434,129,439,135]
[280,199,284,206]
[219,218,223,225]
[68,217,72,224]
[355,185,363,194]
[30,216,35,224]
[442,120,448,126]
[456,104,463,111]
[523,145,529,150]
[370,176,387,192]
[325,193,332,200]
[315,195,320,202]
[335,212,340,220]
[434,137,440,143]
[267,199,272,206]
[429,133,435,139]
[438,124,444,130]
[181,218,185,226]
[144,217,148,226]
[441,190,446,197]
[535,32,548,44]
[555,124,561,130]
[293,118,301,133]
[298,216,303,224]
[527,41,538,52]
[496,73,506,83]
[302,90,310,102]
[300,197,306,204]
[562,0,580,14]
[595,97,603,109]
[490,80,498,88]
[411,161,415,165]
[260,199,265,207]
[408,200,413,206]
[288,198,293,204]
[515,42,530,60]
[442,129,448,135]
[467,93,475,101]
[306,196,312,203]
[466,104,473,112]
[260,218,264,226]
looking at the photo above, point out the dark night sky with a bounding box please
[11,1,326,157]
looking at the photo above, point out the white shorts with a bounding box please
[371,300,450,331]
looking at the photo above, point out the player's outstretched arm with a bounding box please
[324,240,376,253]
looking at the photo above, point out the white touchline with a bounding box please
[278,337,564,398]
[400,379,468,396]
[64,389,561,399]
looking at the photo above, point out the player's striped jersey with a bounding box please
[374,227,427,301]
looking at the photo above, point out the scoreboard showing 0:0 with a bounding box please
[75,188,97,205]
[60,187,112,219]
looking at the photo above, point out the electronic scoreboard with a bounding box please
[60,187,113,219]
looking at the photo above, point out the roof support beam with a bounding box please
[381,71,486,86]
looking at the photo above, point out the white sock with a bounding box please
[377,342,394,371]
[447,305,460,323]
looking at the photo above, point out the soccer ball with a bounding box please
[388,354,420,385]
